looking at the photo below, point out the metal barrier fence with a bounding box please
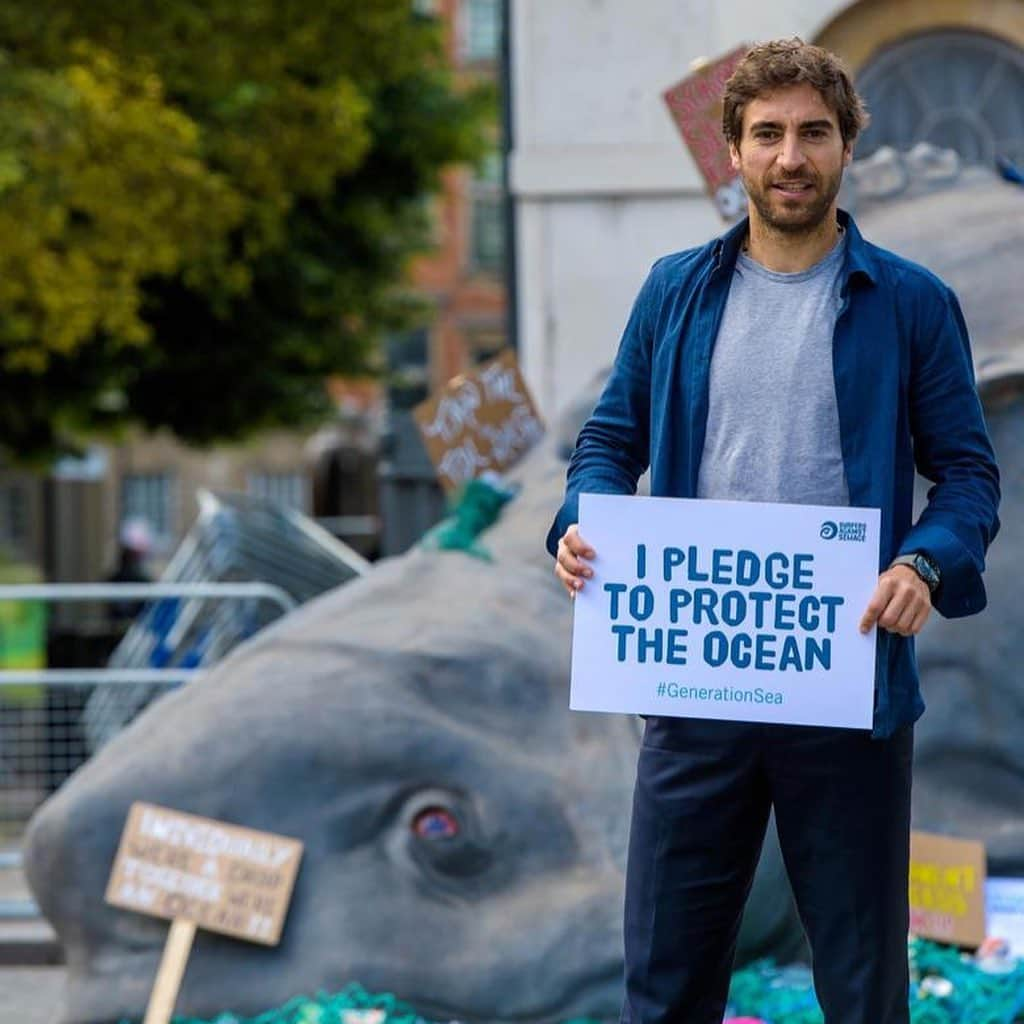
[0,582,298,922]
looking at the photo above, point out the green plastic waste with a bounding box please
[0,556,46,705]
[419,474,517,562]
[115,937,1024,1024]
[726,937,1024,1023]
[149,983,601,1024]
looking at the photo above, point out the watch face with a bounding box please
[914,555,940,588]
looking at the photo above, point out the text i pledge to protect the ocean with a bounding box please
[570,494,881,729]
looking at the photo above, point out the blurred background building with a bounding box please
[379,0,509,555]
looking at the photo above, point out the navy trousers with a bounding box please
[620,717,913,1024]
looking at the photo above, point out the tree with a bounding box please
[0,1,491,459]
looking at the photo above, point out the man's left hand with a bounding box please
[859,566,933,636]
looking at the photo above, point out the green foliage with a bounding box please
[0,1,492,457]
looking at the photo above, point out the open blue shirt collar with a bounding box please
[712,208,878,290]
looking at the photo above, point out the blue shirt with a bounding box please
[546,210,1000,737]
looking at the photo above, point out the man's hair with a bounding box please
[722,38,870,147]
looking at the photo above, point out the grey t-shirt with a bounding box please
[696,234,850,507]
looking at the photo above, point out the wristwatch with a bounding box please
[890,552,941,594]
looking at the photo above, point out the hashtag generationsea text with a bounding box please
[655,681,784,705]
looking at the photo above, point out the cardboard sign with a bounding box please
[106,802,303,946]
[413,350,544,491]
[909,830,987,947]
[570,494,880,728]
[663,45,749,219]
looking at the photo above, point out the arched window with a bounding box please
[855,30,1024,166]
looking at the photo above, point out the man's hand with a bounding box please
[554,524,596,598]
[859,565,933,636]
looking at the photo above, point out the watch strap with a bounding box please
[890,553,940,594]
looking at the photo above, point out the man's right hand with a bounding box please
[554,524,596,598]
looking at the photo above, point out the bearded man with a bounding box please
[547,39,1000,1024]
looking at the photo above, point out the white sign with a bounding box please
[986,878,1024,955]
[570,494,881,729]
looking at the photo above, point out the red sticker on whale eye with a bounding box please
[413,807,459,839]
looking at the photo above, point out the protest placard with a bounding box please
[663,46,749,219]
[910,830,987,948]
[413,350,544,492]
[570,494,880,729]
[106,802,303,1024]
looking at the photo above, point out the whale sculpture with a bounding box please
[24,402,807,1023]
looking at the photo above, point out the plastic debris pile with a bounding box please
[726,962,822,1024]
[725,937,1024,1024]
[123,939,1024,1024]
[162,985,432,1024]
[153,984,602,1024]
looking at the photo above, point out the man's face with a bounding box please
[729,82,852,234]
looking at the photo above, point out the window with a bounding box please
[461,0,500,63]
[469,151,504,274]
[856,31,1024,166]
[121,473,176,547]
[386,328,431,411]
[247,472,309,514]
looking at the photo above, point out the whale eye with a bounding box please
[396,790,494,884]
[412,806,460,839]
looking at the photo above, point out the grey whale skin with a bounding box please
[25,171,1023,1023]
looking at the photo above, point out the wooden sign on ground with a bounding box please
[413,349,544,492]
[909,829,987,948]
[106,802,303,1024]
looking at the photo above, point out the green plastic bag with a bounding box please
[0,558,46,704]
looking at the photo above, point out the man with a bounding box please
[546,39,1000,1024]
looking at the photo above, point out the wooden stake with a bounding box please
[143,918,197,1024]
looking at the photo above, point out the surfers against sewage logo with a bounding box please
[820,520,868,542]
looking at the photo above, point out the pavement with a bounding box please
[0,851,66,1023]
[0,855,60,960]
[0,966,66,1023]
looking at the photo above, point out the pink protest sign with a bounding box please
[663,46,749,219]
